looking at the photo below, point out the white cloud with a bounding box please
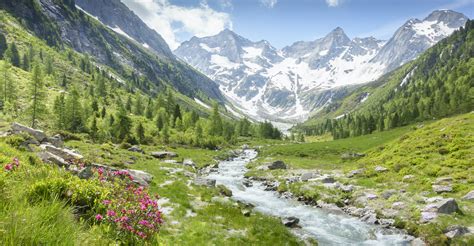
[260,0,278,8]
[325,0,341,7]
[122,0,233,50]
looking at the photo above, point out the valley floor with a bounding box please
[1,113,473,245]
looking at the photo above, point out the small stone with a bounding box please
[268,160,287,170]
[301,172,318,181]
[392,202,405,210]
[423,198,459,214]
[127,145,144,153]
[361,213,377,224]
[242,179,253,187]
[403,175,414,181]
[151,151,178,159]
[462,190,474,200]
[434,177,453,184]
[347,169,365,178]
[382,189,397,199]
[340,184,354,192]
[194,177,216,187]
[321,176,335,183]
[241,209,251,217]
[443,225,469,239]
[420,212,438,223]
[375,166,388,172]
[282,216,300,228]
[410,238,426,246]
[183,159,196,167]
[432,185,452,193]
[367,193,378,200]
[164,159,178,164]
[128,169,153,186]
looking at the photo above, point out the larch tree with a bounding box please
[28,64,47,128]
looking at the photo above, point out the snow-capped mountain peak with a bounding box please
[175,10,467,123]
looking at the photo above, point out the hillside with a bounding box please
[247,113,474,245]
[0,0,223,101]
[296,20,474,139]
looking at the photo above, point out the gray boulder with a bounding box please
[374,166,388,172]
[194,177,216,187]
[423,198,459,214]
[11,122,47,142]
[462,190,474,201]
[382,189,397,199]
[300,172,318,181]
[268,160,287,170]
[432,185,452,193]
[37,151,69,167]
[183,159,196,167]
[128,145,144,153]
[321,176,336,183]
[40,144,83,160]
[282,216,300,228]
[78,166,94,179]
[443,225,469,239]
[128,169,153,186]
[242,179,253,187]
[151,151,178,159]
[361,213,378,224]
[47,134,64,148]
[347,168,365,178]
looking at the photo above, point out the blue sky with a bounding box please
[122,0,474,49]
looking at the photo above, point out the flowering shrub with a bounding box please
[4,157,20,171]
[93,167,163,241]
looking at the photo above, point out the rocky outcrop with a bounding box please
[11,122,47,142]
[193,177,216,187]
[151,151,178,159]
[128,145,144,153]
[40,144,83,160]
[462,190,474,200]
[268,160,287,170]
[432,185,452,193]
[282,216,300,228]
[443,225,469,239]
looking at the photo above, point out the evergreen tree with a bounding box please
[65,88,85,132]
[53,92,67,129]
[161,122,170,144]
[0,33,7,59]
[45,55,53,75]
[5,42,20,67]
[114,108,132,141]
[136,122,145,144]
[22,53,29,71]
[209,103,223,136]
[28,64,47,128]
[90,117,98,141]
[125,95,132,112]
[134,94,144,115]
[145,98,154,119]
[0,61,17,114]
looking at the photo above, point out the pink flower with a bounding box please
[4,163,13,171]
[138,220,149,226]
[106,210,116,217]
[95,214,103,221]
[97,167,104,176]
[102,200,111,205]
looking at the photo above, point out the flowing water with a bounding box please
[207,149,413,246]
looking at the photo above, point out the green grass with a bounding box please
[257,125,414,169]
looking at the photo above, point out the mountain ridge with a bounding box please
[175,9,468,123]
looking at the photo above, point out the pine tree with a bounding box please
[5,42,20,67]
[53,92,67,129]
[209,103,223,136]
[90,117,98,141]
[65,88,85,132]
[134,94,144,115]
[161,122,170,144]
[125,95,132,112]
[0,33,7,59]
[45,55,53,75]
[145,98,154,119]
[0,61,18,114]
[28,64,47,128]
[136,122,145,144]
[22,53,29,71]
[114,108,132,142]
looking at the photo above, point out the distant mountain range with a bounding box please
[175,10,468,123]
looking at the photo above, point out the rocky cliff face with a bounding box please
[75,0,173,58]
[175,10,468,123]
[0,0,224,102]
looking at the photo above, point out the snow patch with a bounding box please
[200,43,220,53]
[194,98,211,109]
[400,67,416,87]
[210,55,240,70]
[108,25,135,41]
[225,105,243,118]
[243,46,263,59]
[142,43,150,49]
[75,5,99,21]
